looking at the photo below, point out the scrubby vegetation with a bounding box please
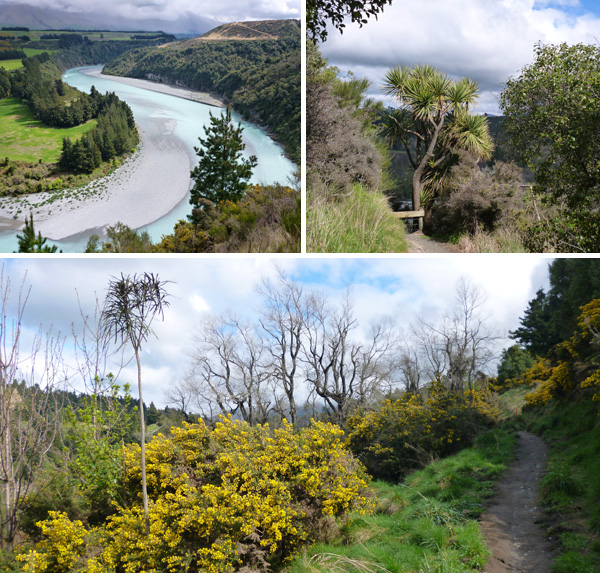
[306,40,406,252]
[83,183,301,254]
[16,418,371,573]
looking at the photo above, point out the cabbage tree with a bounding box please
[382,65,493,212]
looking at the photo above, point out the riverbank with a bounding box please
[85,67,225,108]
[0,123,192,242]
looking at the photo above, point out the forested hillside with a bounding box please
[103,20,301,163]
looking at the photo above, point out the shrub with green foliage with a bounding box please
[496,344,536,391]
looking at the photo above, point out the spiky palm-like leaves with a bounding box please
[382,65,493,211]
[101,272,171,536]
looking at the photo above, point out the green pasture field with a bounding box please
[0,59,22,70]
[0,97,96,163]
[0,48,54,70]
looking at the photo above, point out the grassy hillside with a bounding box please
[103,19,301,163]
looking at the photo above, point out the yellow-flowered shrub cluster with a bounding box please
[347,381,498,480]
[19,417,371,573]
[17,511,86,573]
[524,299,600,406]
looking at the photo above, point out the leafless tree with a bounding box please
[257,270,308,425]
[0,268,65,551]
[412,277,499,392]
[163,373,196,421]
[397,343,423,395]
[71,293,127,440]
[186,314,274,425]
[303,291,399,425]
[101,272,171,537]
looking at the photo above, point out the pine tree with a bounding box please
[189,106,257,219]
[15,212,59,253]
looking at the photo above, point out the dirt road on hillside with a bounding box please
[480,431,554,572]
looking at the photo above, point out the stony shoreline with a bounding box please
[0,124,192,242]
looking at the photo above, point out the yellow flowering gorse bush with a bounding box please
[21,417,371,573]
[17,511,86,573]
[347,381,498,480]
[524,299,600,406]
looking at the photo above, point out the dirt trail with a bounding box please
[405,231,460,253]
[480,431,554,572]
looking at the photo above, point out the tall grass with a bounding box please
[307,185,408,253]
[284,429,516,573]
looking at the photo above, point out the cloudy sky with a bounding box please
[1,256,552,408]
[321,0,600,114]
[0,0,300,32]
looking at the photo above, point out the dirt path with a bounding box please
[405,231,460,253]
[480,431,554,572]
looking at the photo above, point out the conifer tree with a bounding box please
[15,213,59,253]
[189,106,257,220]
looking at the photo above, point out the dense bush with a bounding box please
[18,417,371,572]
[495,344,536,391]
[347,382,498,481]
[427,152,528,237]
[306,40,382,196]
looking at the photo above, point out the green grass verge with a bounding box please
[0,97,96,163]
[519,399,600,572]
[496,385,533,420]
[284,428,517,572]
[307,184,408,253]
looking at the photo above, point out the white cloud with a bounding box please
[321,0,600,113]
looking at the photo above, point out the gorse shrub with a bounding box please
[347,381,498,481]
[524,299,600,406]
[19,417,371,573]
[17,512,86,573]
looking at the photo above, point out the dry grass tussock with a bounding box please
[456,226,527,253]
[309,553,393,572]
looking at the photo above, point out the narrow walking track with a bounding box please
[405,231,460,253]
[480,431,555,572]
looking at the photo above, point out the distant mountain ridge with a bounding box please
[197,20,298,41]
[0,2,217,34]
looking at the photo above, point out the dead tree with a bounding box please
[0,268,65,551]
